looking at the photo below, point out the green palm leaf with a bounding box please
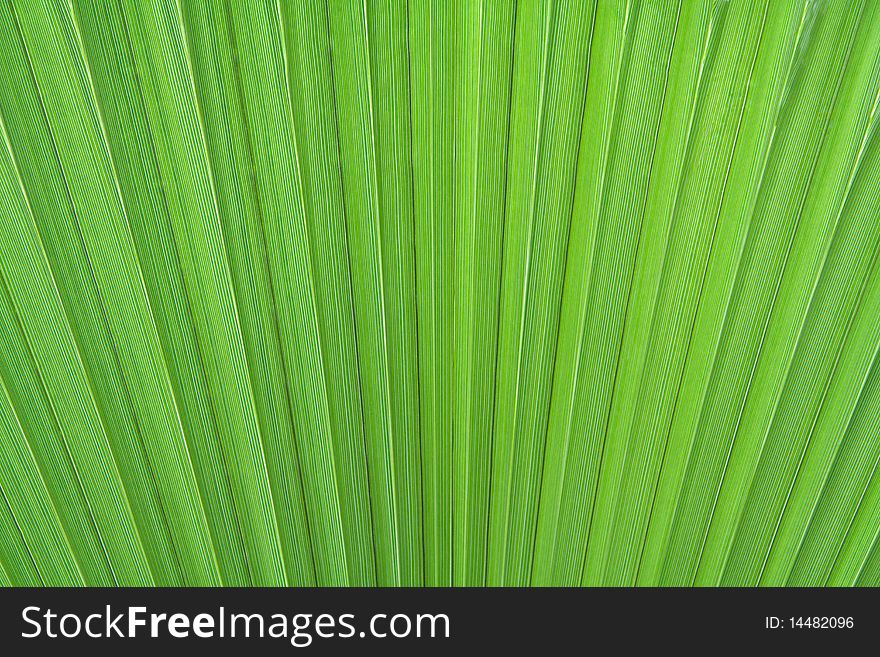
[0,0,878,587]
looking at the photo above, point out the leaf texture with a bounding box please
[0,0,878,587]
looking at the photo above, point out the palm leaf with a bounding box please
[0,0,878,587]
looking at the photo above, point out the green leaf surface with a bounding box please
[0,0,878,587]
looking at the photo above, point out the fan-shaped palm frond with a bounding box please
[0,0,878,587]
